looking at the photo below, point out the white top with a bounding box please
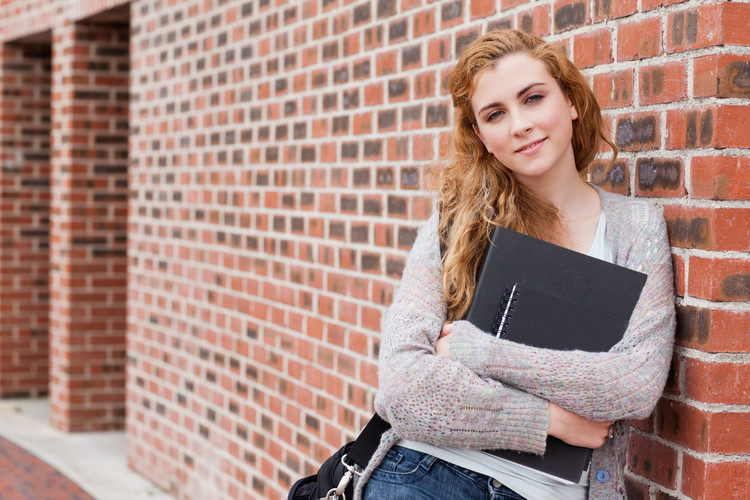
[399,211,612,500]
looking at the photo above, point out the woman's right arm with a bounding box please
[374,211,549,455]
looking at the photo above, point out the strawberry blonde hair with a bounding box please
[439,29,617,321]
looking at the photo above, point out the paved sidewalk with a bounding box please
[0,398,176,500]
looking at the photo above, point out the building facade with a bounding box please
[0,0,749,498]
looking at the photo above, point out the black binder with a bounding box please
[466,225,647,483]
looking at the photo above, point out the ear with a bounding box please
[472,124,491,153]
[568,97,578,121]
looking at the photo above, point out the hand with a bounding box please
[435,322,453,358]
[548,402,614,449]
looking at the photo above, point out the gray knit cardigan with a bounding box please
[354,188,676,500]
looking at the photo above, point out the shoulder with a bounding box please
[403,207,441,263]
[597,187,665,234]
[595,186,671,267]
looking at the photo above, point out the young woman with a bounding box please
[353,29,675,500]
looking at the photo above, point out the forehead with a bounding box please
[471,53,554,104]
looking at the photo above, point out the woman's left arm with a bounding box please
[447,208,676,422]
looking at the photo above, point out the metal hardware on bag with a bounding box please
[320,454,361,500]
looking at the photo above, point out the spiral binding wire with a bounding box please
[492,283,519,338]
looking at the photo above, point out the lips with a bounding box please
[515,138,546,153]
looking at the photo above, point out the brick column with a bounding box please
[0,40,52,398]
[49,18,129,431]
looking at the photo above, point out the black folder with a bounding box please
[465,225,647,483]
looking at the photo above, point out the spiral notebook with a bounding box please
[465,225,648,483]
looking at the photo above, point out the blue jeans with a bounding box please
[362,445,527,500]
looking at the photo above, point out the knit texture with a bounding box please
[354,187,675,500]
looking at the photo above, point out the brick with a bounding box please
[412,8,436,38]
[553,0,588,33]
[471,0,495,19]
[518,4,551,37]
[387,78,409,102]
[363,83,383,106]
[688,256,750,302]
[617,17,662,61]
[387,136,409,161]
[456,28,480,57]
[663,352,681,397]
[694,54,750,99]
[401,104,422,131]
[489,17,513,33]
[635,157,685,197]
[683,359,750,405]
[623,476,649,500]
[440,0,463,29]
[593,0,636,21]
[628,432,677,488]
[642,0,687,11]
[414,71,436,98]
[715,106,750,148]
[664,206,750,252]
[664,106,716,150]
[413,133,435,161]
[666,4,722,54]
[673,253,684,296]
[388,18,408,43]
[682,453,750,500]
[376,0,396,19]
[375,49,397,76]
[691,156,750,201]
[427,35,451,64]
[656,399,708,452]
[639,60,686,105]
[364,25,384,49]
[591,158,630,195]
[593,69,633,109]
[723,3,750,46]
[501,0,533,9]
[615,112,660,152]
[573,28,613,69]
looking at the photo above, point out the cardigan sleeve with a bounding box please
[374,210,550,455]
[449,204,676,422]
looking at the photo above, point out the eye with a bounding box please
[486,109,504,122]
[526,93,544,104]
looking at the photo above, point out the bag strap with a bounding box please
[346,412,391,469]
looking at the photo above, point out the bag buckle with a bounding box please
[321,454,361,500]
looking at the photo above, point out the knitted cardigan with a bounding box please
[353,188,676,500]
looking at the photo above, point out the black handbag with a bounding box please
[288,413,391,500]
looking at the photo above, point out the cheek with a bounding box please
[479,127,509,150]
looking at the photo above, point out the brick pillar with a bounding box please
[0,40,52,398]
[49,18,129,431]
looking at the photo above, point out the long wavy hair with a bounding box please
[440,29,617,321]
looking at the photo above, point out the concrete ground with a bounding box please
[0,398,176,500]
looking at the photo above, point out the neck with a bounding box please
[518,167,598,222]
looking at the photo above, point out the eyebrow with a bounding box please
[476,82,545,116]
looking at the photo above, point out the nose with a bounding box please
[509,109,533,136]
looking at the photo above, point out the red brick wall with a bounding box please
[0,0,131,431]
[49,16,130,432]
[0,40,52,398]
[2,0,750,499]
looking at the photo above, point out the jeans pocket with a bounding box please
[371,446,437,484]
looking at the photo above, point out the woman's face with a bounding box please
[471,52,578,189]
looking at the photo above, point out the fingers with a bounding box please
[549,403,617,448]
[439,321,453,338]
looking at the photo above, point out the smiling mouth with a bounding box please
[515,138,546,153]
